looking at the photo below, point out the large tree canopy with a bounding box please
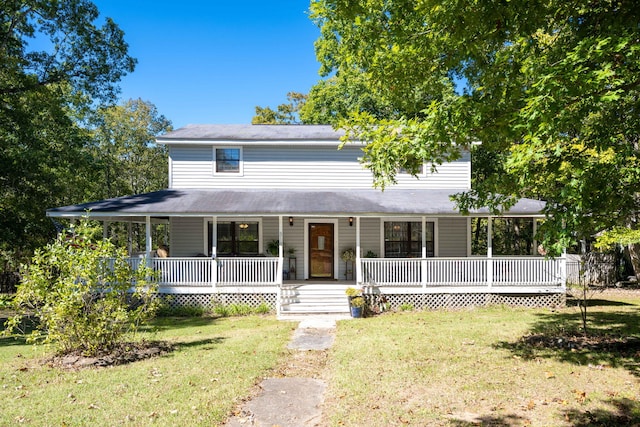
[90,99,171,199]
[0,1,137,263]
[310,0,640,256]
[1,0,136,101]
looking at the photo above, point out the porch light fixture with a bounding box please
[239,222,249,229]
[349,217,353,227]
[289,216,294,227]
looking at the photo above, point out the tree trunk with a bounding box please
[626,243,640,280]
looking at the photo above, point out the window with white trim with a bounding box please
[214,147,242,174]
[384,221,434,258]
[208,221,259,256]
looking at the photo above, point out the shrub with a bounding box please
[399,303,414,311]
[212,304,230,317]
[254,302,272,314]
[157,304,206,317]
[227,303,253,316]
[3,219,159,356]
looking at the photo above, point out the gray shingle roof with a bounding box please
[47,189,545,221]
[157,124,344,142]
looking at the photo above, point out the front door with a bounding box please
[309,223,334,279]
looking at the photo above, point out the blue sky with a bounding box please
[92,1,322,129]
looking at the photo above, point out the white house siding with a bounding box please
[170,217,205,257]
[337,218,357,280]
[359,218,382,258]
[169,144,470,190]
[438,218,468,257]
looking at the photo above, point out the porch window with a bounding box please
[214,147,242,174]
[384,221,434,258]
[471,218,534,255]
[208,221,259,256]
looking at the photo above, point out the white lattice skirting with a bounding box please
[160,293,277,309]
[366,293,565,310]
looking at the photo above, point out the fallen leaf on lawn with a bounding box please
[169,409,178,414]
[574,390,587,403]
[544,371,555,379]
[526,400,536,410]
[88,403,99,409]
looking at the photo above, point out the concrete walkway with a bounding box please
[225,315,349,427]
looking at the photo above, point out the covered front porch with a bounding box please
[137,254,565,292]
[48,188,566,312]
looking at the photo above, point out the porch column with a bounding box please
[560,247,567,290]
[127,221,133,255]
[145,216,152,266]
[421,216,427,289]
[103,221,109,240]
[210,216,217,258]
[276,216,283,316]
[532,218,538,256]
[355,217,362,284]
[211,216,217,289]
[487,216,493,288]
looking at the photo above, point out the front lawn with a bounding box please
[323,290,640,426]
[2,290,639,426]
[0,315,293,426]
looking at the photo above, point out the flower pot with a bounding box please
[350,306,363,318]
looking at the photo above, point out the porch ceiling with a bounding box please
[46,189,545,220]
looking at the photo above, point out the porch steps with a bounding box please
[280,283,351,314]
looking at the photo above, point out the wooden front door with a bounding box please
[309,223,334,279]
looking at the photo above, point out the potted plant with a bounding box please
[287,247,296,258]
[345,287,365,317]
[345,287,362,298]
[341,248,355,262]
[349,296,365,318]
[266,240,279,256]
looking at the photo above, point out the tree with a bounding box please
[0,84,96,261]
[310,0,640,261]
[89,99,172,252]
[252,92,307,124]
[0,1,136,261]
[4,219,159,356]
[90,99,172,199]
[0,0,136,102]
[300,72,397,124]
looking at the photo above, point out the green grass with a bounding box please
[0,315,293,426]
[324,291,640,426]
[2,291,639,426]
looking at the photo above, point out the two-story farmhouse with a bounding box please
[47,124,566,314]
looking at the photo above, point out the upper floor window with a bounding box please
[214,147,242,174]
[398,163,425,176]
[384,221,434,258]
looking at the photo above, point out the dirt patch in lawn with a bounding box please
[44,340,174,370]
[270,349,330,379]
[521,332,640,355]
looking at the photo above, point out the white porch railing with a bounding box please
[361,257,564,288]
[491,257,563,286]
[117,256,563,290]
[152,258,214,287]
[216,257,279,286]
[121,257,280,287]
[361,258,423,286]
